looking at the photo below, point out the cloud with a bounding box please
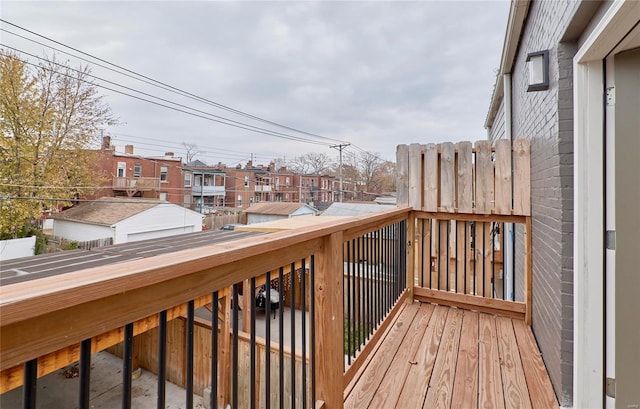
[2,0,510,163]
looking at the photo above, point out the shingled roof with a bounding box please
[51,197,166,226]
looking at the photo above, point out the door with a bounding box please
[605,36,640,408]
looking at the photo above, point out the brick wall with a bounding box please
[507,1,579,406]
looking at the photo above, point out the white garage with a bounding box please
[53,197,204,245]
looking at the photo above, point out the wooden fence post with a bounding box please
[314,232,344,409]
[407,212,416,301]
[524,217,533,325]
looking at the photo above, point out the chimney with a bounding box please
[101,135,111,150]
[279,166,287,172]
[125,144,134,155]
[245,160,253,169]
[165,152,174,157]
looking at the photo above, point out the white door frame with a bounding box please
[573,1,640,407]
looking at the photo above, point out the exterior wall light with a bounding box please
[526,50,549,91]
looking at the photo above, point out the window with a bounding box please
[286,177,290,187]
[184,173,192,187]
[160,166,168,182]
[159,192,167,201]
[237,195,242,206]
[117,162,126,177]
[275,178,280,189]
[133,164,142,177]
[244,176,249,187]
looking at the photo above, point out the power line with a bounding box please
[0,20,349,145]
[2,45,333,147]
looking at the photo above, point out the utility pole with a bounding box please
[330,143,350,202]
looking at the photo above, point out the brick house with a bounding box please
[485,1,639,406]
[92,136,188,206]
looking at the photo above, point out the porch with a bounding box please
[0,139,558,409]
[344,301,557,409]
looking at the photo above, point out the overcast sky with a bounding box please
[1,1,509,166]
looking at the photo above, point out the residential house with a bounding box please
[52,197,203,244]
[93,136,188,206]
[485,1,639,406]
[245,202,317,224]
[184,160,226,213]
[270,166,298,203]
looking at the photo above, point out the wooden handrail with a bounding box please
[0,207,410,373]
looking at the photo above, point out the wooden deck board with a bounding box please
[423,307,463,408]
[512,319,559,409]
[450,310,479,408]
[367,303,434,408]
[343,302,421,409]
[394,305,448,408]
[496,316,532,409]
[345,302,558,409]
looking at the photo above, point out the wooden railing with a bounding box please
[0,207,410,409]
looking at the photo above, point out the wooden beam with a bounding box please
[315,232,344,409]
[413,287,525,320]
[414,210,527,224]
[524,216,533,325]
[406,213,415,301]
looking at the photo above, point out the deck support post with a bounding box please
[314,232,344,409]
[406,212,416,302]
[524,217,532,325]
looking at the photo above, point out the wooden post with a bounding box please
[524,217,533,325]
[314,232,344,409]
[219,289,231,406]
[242,279,251,333]
[407,212,416,301]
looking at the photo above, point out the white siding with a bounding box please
[53,220,113,242]
[113,204,203,244]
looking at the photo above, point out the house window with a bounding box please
[117,162,126,177]
[237,195,242,206]
[275,178,280,189]
[244,176,249,187]
[286,177,290,187]
[184,173,192,187]
[133,164,142,177]
[159,192,167,201]
[160,166,168,182]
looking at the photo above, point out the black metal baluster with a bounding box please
[301,258,307,409]
[23,358,37,409]
[290,262,296,409]
[278,268,284,409]
[157,310,167,409]
[346,240,352,364]
[79,339,91,409]
[187,300,195,409]
[250,279,256,409]
[211,291,219,409]
[122,323,133,409]
[357,236,362,352]
[310,256,316,407]
[265,271,271,409]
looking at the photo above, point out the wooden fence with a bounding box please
[397,139,532,323]
[396,139,530,216]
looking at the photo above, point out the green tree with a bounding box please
[0,50,116,238]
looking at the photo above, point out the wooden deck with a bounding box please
[344,301,558,409]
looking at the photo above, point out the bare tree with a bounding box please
[182,142,202,163]
[288,152,335,175]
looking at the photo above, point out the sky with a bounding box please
[1,1,510,166]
